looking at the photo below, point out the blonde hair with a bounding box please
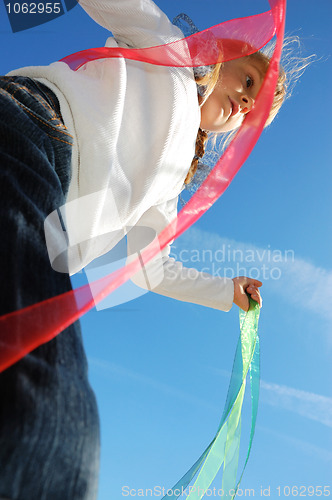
[184,63,222,185]
[185,37,314,185]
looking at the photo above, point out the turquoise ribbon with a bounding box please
[162,298,260,499]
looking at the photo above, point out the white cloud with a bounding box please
[260,380,332,428]
[90,356,332,464]
[172,227,332,321]
[258,425,332,463]
[88,357,218,411]
[91,357,332,430]
[210,366,332,428]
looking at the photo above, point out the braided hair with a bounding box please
[184,127,208,185]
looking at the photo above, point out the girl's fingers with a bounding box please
[246,284,262,307]
[232,277,263,310]
[247,284,262,293]
[246,280,262,307]
[250,279,262,287]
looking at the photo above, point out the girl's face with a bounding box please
[200,57,265,133]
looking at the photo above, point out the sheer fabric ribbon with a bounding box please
[0,0,285,373]
[162,299,260,500]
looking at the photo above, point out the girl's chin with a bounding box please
[201,117,228,133]
[216,117,243,133]
[206,121,233,133]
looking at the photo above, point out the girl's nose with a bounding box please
[240,95,254,114]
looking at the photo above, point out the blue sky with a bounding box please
[1,0,331,499]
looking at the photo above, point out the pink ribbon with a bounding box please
[0,0,286,372]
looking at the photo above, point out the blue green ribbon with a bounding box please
[162,298,260,499]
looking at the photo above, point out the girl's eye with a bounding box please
[246,75,254,88]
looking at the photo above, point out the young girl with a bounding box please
[0,0,285,498]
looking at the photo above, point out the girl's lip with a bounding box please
[229,97,240,117]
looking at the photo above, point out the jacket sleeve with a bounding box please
[126,197,234,312]
[78,0,183,48]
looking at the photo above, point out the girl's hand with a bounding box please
[232,277,262,311]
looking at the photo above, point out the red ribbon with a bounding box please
[0,0,286,372]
